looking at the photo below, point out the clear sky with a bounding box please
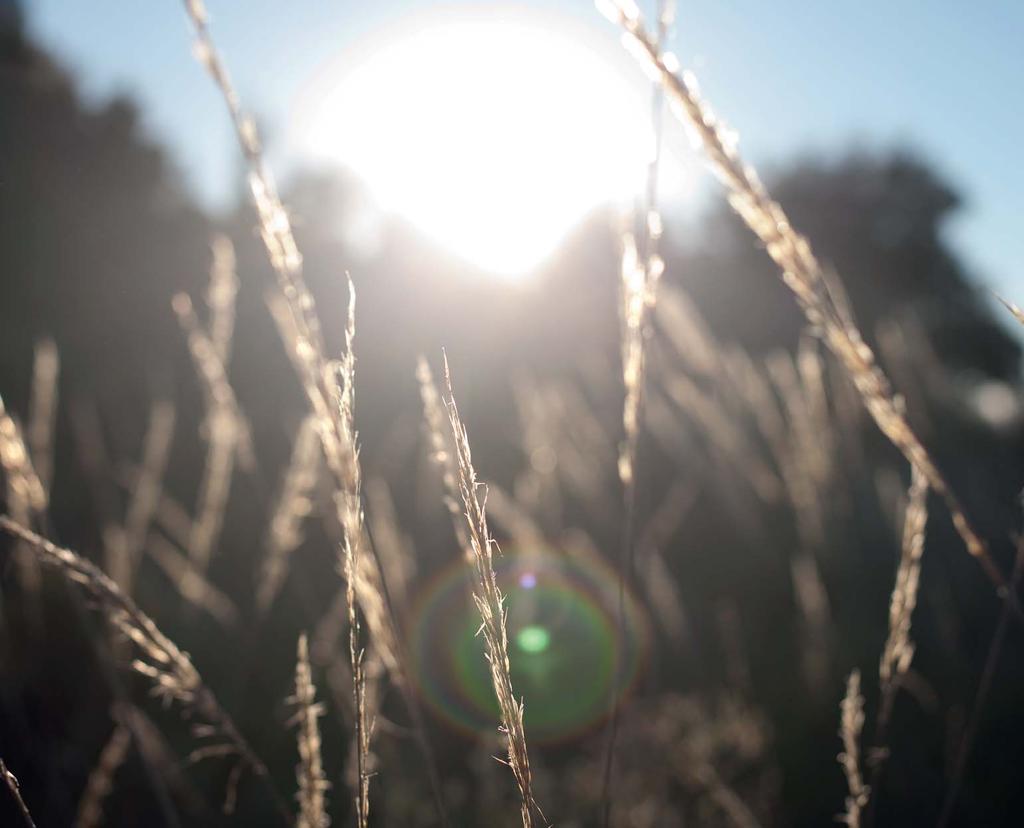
[27,0,1024,298]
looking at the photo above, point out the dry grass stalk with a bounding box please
[184,0,366,685]
[289,634,330,828]
[635,477,697,644]
[310,588,353,715]
[180,6,383,817]
[670,699,765,828]
[270,282,374,823]
[880,465,928,695]
[304,581,376,729]
[258,414,321,614]
[63,402,135,595]
[0,515,288,822]
[511,378,616,534]
[661,369,778,500]
[27,338,59,502]
[120,400,177,595]
[0,395,47,516]
[206,234,239,366]
[147,534,239,627]
[659,293,839,690]
[766,345,835,535]
[997,295,1024,327]
[416,356,471,559]
[573,693,766,828]
[655,284,722,379]
[173,276,249,470]
[483,483,547,554]
[600,0,1007,595]
[181,0,325,370]
[365,479,415,610]
[75,721,132,828]
[102,524,133,600]
[862,465,929,819]
[618,0,672,491]
[765,348,834,690]
[179,5,461,822]
[617,0,669,493]
[838,670,868,828]
[1,756,37,828]
[722,352,788,464]
[305,437,404,688]
[442,356,539,828]
[0,394,47,595]
[349,654,371,828]
[333,290,372,828]
[652,295,781,507]
[511,376,564,527]
[172,292,249,574]
[118,470,195,552]
[352,544,401,681]
[618,231,659,488]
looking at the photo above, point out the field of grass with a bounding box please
[2,1,1024,826]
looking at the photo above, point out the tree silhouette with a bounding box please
[0,5,209,428]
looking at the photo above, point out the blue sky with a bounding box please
[27,0,1024,299]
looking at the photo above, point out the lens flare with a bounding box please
[291,8,677,277]
[410,546,648,743]
[516,625,551,654]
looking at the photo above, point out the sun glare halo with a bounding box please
[294,11,657,277]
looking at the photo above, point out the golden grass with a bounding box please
[599,0,1007,597]
[0,393,47,598]
[417,356,471,559]
[0,395,46,518]
[290,634,330,828]
[121,400,177,592]
[258,414,321,615]
[206,234,240,366]
[880,465,928,700]
[27,338,58,505]
[172,287,250,575]
[838,670,868,828]
[147,533,239,626]
[74,720,132,828]
[180,4,376,819]
[441,355,540,828]
[0,515,290,823]
[0,2,1017,824]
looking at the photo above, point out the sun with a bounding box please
[293,8,655,277]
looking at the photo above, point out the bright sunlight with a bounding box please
[295,10,654,276]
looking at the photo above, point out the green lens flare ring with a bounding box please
[516,624,551,654]
[409,545,649,744]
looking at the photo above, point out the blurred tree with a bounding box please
[679,150,1021,382]
[0,0,23,42]
[0,1,210,435]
